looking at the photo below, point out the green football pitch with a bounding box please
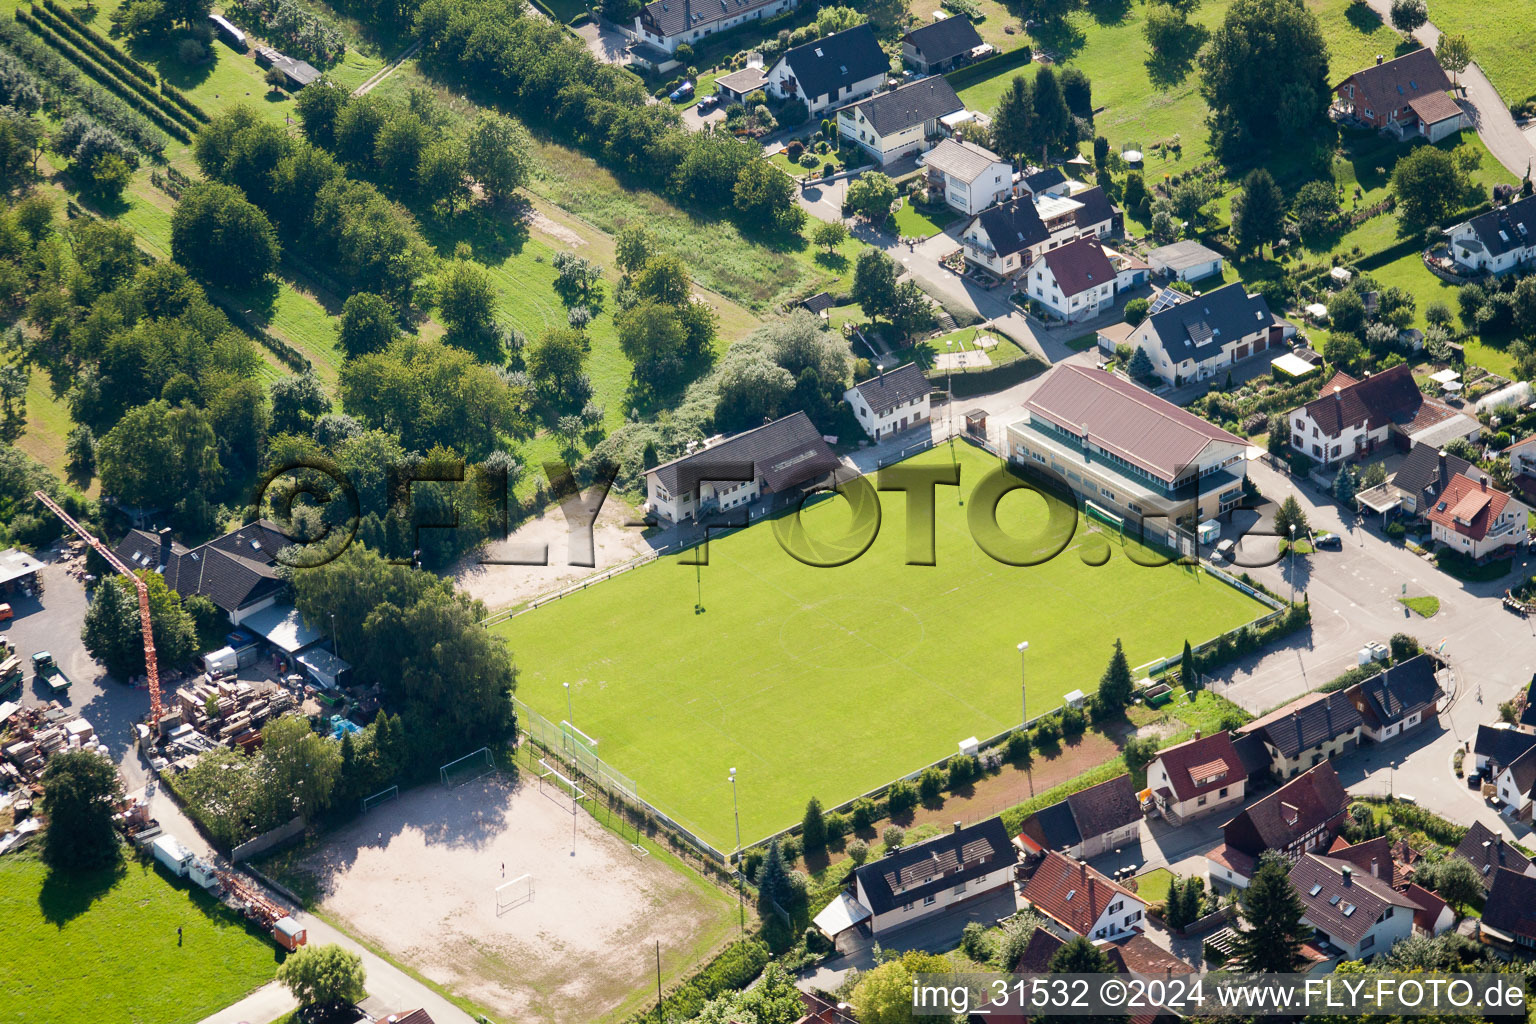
[494,444,1270,848]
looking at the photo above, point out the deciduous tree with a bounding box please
[277,944,367,1009]
[41,749,123,871]
[1199,0,1330,155]
[171,182,281,289]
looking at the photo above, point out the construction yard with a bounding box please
[265,773,740,1024]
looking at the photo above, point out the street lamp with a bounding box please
[729,767,744,934]
[564,681,572,725]
[1017,641,1030,727]
[1288,523,1296,605]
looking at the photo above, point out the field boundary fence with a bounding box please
[483,550,661,627]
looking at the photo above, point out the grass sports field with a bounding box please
[0,851,276,1024]
[496,445,1270,848]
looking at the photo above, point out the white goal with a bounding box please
[495,873,534,915]
[440,747,495,788]
[362,785,399,813]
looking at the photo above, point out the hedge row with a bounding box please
[37,0,155,90]
[1354,200,1494,272]
[630,939,770,1024]
[159,78,208,123]
[31,7,201,131]
[943,43,1034,91]
[16,11,193,141]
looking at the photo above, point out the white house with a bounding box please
[1289,364,1479,467]
[1493,747,1536,820]
[633,0,798,54]
[1424,470,1530,560]
[643,411,840,524]
[1449,192,1536,276]
[1145,731,1245,825]
[765,24,887,117]
[900,15,983,73]
[1290,854,1417,960]
[1343,655,1444,744]
[920,138,1011,216]
[1025,235,1117,323]
[843,363,932,440]
[836,77,963,167]
[1146,239,1224,282]
[1022,850,1147,941]
[1472,723,1536,778]
[1128,282,1291,386]
[958,185,1118,280]
[846,818,1014,936]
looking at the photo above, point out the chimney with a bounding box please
[1480,474,1488,491]
[1438,449,1448,482]
[157,527,173,567]
[1370,856,1379,878]
[953,820,962,833]
[1193,730,1201,740]
[1342,865,1353,887]
[1375,53,1384,64]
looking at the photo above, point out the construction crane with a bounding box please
[32,491,162,727]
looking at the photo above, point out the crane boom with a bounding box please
[33,491,162,727]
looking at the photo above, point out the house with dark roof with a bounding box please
[1451,192,1536,276]
[254,46,319,88]
[1230,730,1276,788]
[901,16,984,73]
[114,521,288,627]
[1479,867,1536,951]
[715,65,768,105]
[1127,282,1292,387]
[849,818,1014,935]
[1006,365,1251,526]
[1289,365,1479,467]
[1020,167,1070,199]
[835,77,963,166]
[958,185,1120,280]
[642,411,840,525]
[1017,774,1141,860]
[1425,470,1529,561]
[634,0,799,54]
[1237,690,1362,780]
[1332,48,1467,143]
[1025,236,1117,323]
[765,25,888,117]
[1206,763,1350,889]
[1289,853,1418,960]
[1021,849,1147,940]
[842,363,932,440]
[1145,731,1245,825]
[1356,442,1473,520]
[1453,820,1536,889]
[1344,654,1444,743]
[1473,723,1536,778]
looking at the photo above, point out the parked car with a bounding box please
[696,94,719,113]
[669,81,694,102]
[1213,539,1236,563]
[1314,532,1341,550]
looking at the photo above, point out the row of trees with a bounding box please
[991,65,1093,163]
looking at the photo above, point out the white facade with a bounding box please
[1145,757,1245,823]
[1026,255,1114,323]
[1132,306,1285,387]
[644,474,760,525]
[1430,495,1529,559]
[855,860,1012,934]
[837,103,929,165]
[633,0,797,54]
[229,592,280,628]
[921,146,1012,216]
[843,386,931,440]
[1312,900,1413,961]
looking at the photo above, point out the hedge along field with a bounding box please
[495,444,1269,848]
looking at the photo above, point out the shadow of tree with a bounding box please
[1084,0,1132,27]
[1345,2,1385,32]
[814,249,849,273]
[38,857,126,928]
[222,277,282,329]
[1144,27,1208,91]
[1031,18,1088,63]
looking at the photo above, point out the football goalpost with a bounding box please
[440,747,495,789]
[495,873,534,915]
[362,785,398,814]
[538,757,586,856]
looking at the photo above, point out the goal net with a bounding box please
[362,785,398,813]
[496,873,534,915]
[440,747,495,788]
[537,758,587,809]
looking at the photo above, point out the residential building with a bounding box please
[1230,730,1278,788]
[1145,731,1245,825]
[957,185,1119,279]
[1331,48,1467,143]
[1505,433,1536,504]
[1344,654,1444,743]
[843,363,932,440]
[1020,167,1070,199]
[1356,442,1473,520]
[1326,835,1419,890]
[1288,365,1479,467]
[1453,821,1536,889]
[921,138,1012,215]
[1127,282,1293,386]
[901,16,984,73]
[1025,236,1118,323]
[643,411,840,525]
[1493,744,1536,821]
[633,0,798,54]
[1146,240,1224,283]
[1478,868,1536,951]
[1013,925,1065,971]
[1425,470,1530,561]
[1016,774,1142,860]
[837,77,964,166]
[1473,723,1536,777]
[114,520,288,627]
[1021,850,1147,940]
[765,25,887,117]
[1403,883,1455,937]
[715,65,768,105]
[1006,366,1250,531]
[1235,690,1363,780]
[849,818,1014,935]
[1289,854,1417,960]
[1206,763,1350,889]
[1449,191,1536,276]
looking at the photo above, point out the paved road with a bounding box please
[1356,0,1536,179]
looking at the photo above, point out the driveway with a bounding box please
[575,19,633,65]
[1356,0,1536,179]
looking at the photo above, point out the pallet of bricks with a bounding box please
[173,677,292,748]
[1,702,102,787]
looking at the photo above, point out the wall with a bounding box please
[232,815,305,863]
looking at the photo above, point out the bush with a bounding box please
[653,940,771,1023]
[824,810,850,841]
[882,824,905,850]
[1385,520,1407,539]
[917,765,945,800]
[1033,716,1061,747]
[1389,632,1420,660]
[1004,729,1032,763]
[741,846,765,879]
[847,837,869,864]
[1060,704,1087,737]
[850,797,878,830]
[961,921,992,962]
[786,139,803,160]
[947,754,978,788]
[886,778,918,815]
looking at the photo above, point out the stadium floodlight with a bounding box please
[1017,641,1029,726]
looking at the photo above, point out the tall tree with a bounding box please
[1181,638,1196,689]
[277,944,368,1010]
[259,714,342,823]
[1097,639,1135,712]
[852,249,899,324]
[1042,937,1125,1024]
[1231,851,1308,972]
[436,259,501,361]
[1199,0,1331,155]
[465,111,533,202]
[755,839,791,912]
[1232,167,1284,254]
[1272,494,1310,540]
[1059,66,1093,120]
[802,797,827,853]
[845,172,898,222]
[1391,145,1467,226]
[1389,0,1426,35]
[1030,67,1073,157]
[40,749,123,872]
[170,182,281,289]
[991,75,1035,160]
[337,292,400,358]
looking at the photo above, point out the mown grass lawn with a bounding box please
[892,197,959,238]
[906,0,1025,50]
[1399,595,1440,618]
[494,443,1270,847]
[1311,0,1412,82]
[1135,867,1174,905]
[1428,0,1536,108]
[0,852,279,1024]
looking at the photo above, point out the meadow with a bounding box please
[494,443,1270,847]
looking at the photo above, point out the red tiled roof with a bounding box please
[1326,836,1415,889]
[1426,472,1512,541]
[1041,236,1116,298]
[1335,48,1453,122]
[1151,732,1241,802]
[1021,850,1143,937]
[1106,933,1194,975]
[1408,90,1463,124]
[1298,363,1427,438]
[1404,882,1449,932]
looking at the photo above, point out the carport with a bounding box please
[0,549,44,596]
